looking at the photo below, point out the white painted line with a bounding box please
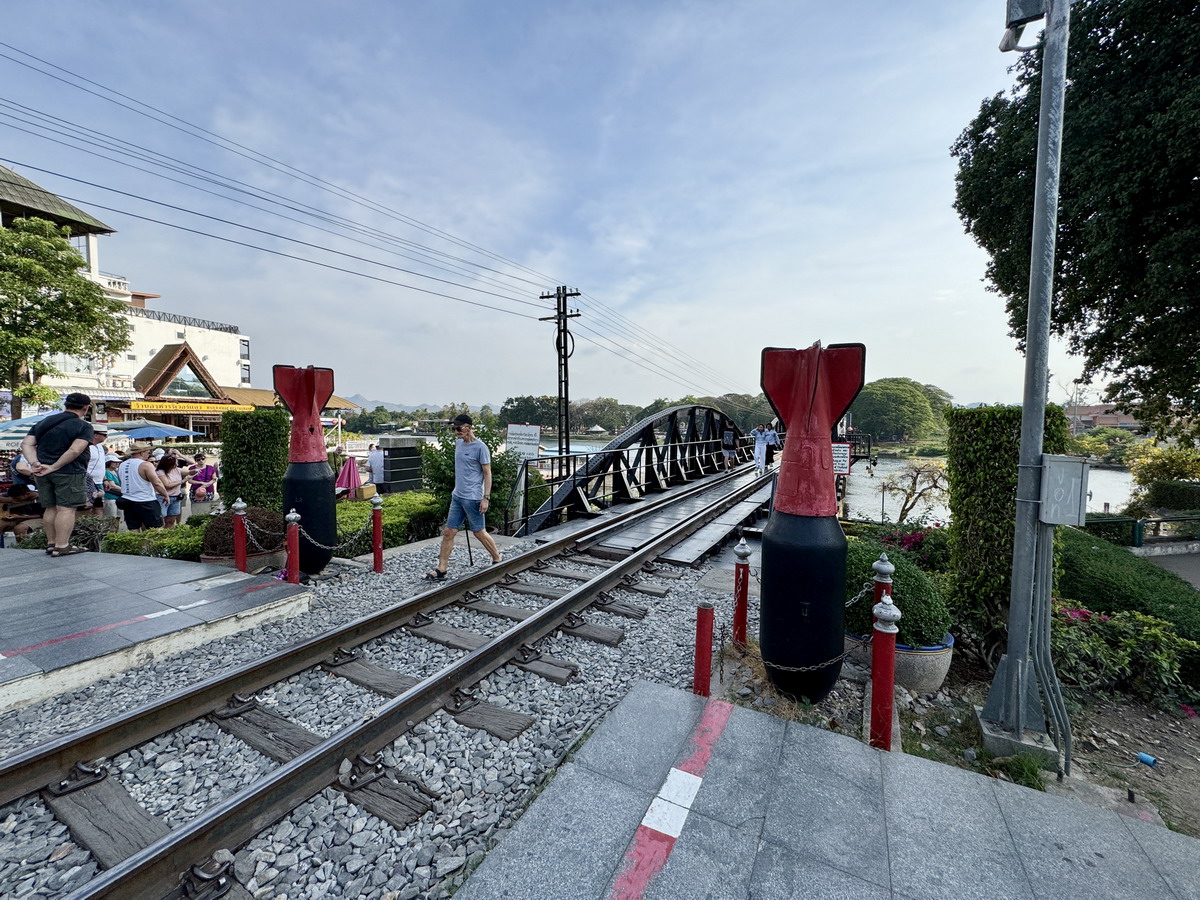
[641,797,690,839]
[657,767,702,810]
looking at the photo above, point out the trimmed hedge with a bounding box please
[944,404,1069,650]
[1147,480,1200,511]
[219,408,290,510]
[1058,525,1200,688]
[843,537,952,648]
[333,492,443,557]
[101,526,206,560]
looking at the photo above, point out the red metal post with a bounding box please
[869,594,902,750]
[732,537,752,652]
[232,499,248,573]
[372,495,384,574]
[286,510,301,584]
[693,601,715,697]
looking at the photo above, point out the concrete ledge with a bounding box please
[1129,540,1200,557]
[0,589,311,713]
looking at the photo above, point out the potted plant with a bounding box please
[843,537,955,693]
[200,506,288,570]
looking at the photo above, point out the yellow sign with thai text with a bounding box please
[131,401,256,412]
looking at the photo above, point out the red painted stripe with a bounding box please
[605,698,735,899]
[608,826,675,900]
[1,614,151,656]
[677,699,733,777]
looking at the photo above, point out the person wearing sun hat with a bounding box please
[84,422,110,516]
[116,441,172,531]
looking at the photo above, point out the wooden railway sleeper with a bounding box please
[183,852,235,900]
[44,759,108,797]
[337,752,386,791]
[211,693,258,720]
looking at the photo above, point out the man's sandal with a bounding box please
[421,568,447,581]
[50,546,89,557]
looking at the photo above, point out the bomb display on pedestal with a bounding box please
[273,364,338,576]
[759,342,866,702]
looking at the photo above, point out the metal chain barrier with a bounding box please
[296,514,375,553]
[242,517,285,553]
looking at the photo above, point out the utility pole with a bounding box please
[979,0,1073,763]
[539,286,581,458]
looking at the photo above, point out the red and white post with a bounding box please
[232,498,248,573]
[869,593,902,750]
[371,494,384,574]
[693,600,715,697]
[732,536,752,652]
[872,551,894,606]
[285,509,301,584]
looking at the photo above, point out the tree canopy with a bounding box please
[849,379,940,441]
[951,0,1200,441]
[0,217,131,418]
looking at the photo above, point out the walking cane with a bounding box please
[465,522,475,566]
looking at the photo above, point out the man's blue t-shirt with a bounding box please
[453,438,491,500]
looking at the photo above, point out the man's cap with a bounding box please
[63,392,92,409]
[452,414,474,427]
[129,441,155,453]
[91,423,108,434]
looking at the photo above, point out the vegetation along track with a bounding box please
[1,468,770,899]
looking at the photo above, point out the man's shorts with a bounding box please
[446,494,485,532]
[723,449,736,459]
[35,472,88,509]
[123,499,164,531]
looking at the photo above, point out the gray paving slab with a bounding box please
[690,702,785,825]
[749,840,892,900]
[18,628,133,672]
[186,584,304,622]
[454,762,647,900]
[763,720,889,890]
[881,750,1035,900]
[991,778,1173,900]
[572,680,705,794]
[1122,816,1200,900]
[115,612,208,643]
[0,654,42,681]
[2,589,177,649]
[643,811,758,900]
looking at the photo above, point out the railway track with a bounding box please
[0,468,770,900]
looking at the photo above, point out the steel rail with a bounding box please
[0,467,767,806]
[67,468,769,899]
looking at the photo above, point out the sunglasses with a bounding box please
[452,424,467,432]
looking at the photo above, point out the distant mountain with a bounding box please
[346,394,499,413]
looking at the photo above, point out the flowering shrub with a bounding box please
[1050,601,1199,699]
[878,524,951,573]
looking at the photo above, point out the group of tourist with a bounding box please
[1,392,219,555]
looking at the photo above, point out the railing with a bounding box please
[125,305,241,334]
[1083,513,1200,547]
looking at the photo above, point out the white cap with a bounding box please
[105,453,121,463]
[151,448,165,459]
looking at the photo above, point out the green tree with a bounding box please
[951,0,1200,442]
[882,460,949,523]
[499,395,559,428]
[1126,443,1200,489]
[0,217,131,418]
[849,379,938,441]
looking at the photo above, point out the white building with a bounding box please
[0,163,251,414]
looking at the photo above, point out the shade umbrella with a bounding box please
[118,424,203,440]
[335,457,363,494]
[0,412,58,435]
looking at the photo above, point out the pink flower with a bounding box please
[1183,704,1197,719]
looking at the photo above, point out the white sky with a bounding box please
[0,2,1089,410]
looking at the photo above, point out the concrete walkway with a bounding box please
[1145,552,1200,589]
[457,680,1200,900]
[0,548,310,710]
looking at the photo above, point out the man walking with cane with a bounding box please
[423,414,501,580]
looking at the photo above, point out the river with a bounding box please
[842,456,1133,524]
